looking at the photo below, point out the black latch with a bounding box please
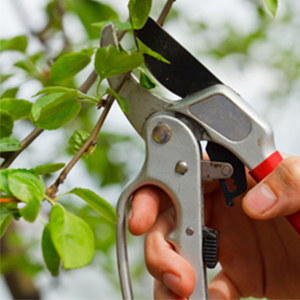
[203,226,219,269]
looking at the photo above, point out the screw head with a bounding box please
[152,123,172,143]
[176,161,188,175]
[186,227,194,236]
[222,165,232,176]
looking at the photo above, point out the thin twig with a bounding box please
[46,73,130,198]
[0,128,44,169]
[157,0,176,26]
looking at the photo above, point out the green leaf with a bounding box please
[0,88,19,99]
[92,21,132,32]
[42,224,61,276]
[136,38,170,64]
[50,51,93,83]
[0,205,13,238]
[0,109,13,138]
[139,68,156,89]
[34,87,99,103]
[31,92,81,130]
[106,87,130,114]
[94,45,144,81]
[264,0,278,16]
[20,199,40,222]
[0,35,27,53]
[69,130,90,153]
[6,169,44,223]
[0,169,12,195]
[50,204,94,269]
[0,137,21,152]
[8,169,45,203]
[68,188,116,224]
[0,98,32,120]
[31,163,65,175]
[33,87,78,98]
[128,0,152,29]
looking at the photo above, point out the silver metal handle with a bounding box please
[116,114,208,300]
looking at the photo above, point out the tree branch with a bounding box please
[79,70,98,94]
[46,72,130,198]
[0,128,44,169]
[157,0,176,26]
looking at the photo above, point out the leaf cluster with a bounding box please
[0,0,155,280]
[0,167,116,275]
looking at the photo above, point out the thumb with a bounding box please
[243,156,300,219]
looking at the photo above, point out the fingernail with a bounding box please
[162,272,182,295]
[245,183,277,214]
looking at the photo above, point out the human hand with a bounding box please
[128,155,300,299]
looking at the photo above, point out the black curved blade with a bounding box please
[135,18,222,98]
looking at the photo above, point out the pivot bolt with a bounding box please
[152,123,172,143]
[222,165,232,176]
[186,227,194,236]
[176,161,188,175]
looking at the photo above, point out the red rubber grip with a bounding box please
[250,151,300,235]
[249,151,283,182]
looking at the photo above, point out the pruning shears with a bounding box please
[100,18,300,300]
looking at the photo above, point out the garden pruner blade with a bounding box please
[134,17,222,97]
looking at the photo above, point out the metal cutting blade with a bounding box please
[135,18,222,97]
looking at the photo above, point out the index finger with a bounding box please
[128,186,170,236]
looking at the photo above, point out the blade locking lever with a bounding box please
[206,142,247,207]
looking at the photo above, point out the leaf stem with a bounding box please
[96,78,103,97]
[45,195,56,206]
[54,191,69,201]
[37,215,48,225]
